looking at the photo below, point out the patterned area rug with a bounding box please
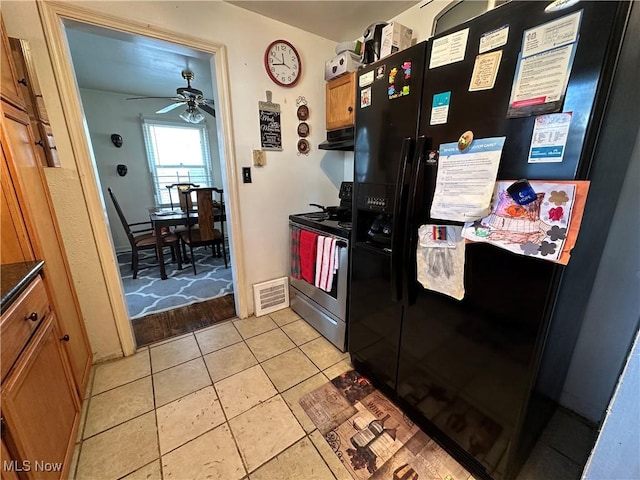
[117,248,233,319]
[299,370,474,480]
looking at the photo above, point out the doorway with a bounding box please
[50,12,245,348]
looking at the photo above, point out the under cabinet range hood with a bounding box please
[318,126,354,151]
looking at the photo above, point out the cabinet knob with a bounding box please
[18,78,27,86]
[35,140,44,147]
[25,312,38,322]
[348,106,353,112]
[60,334,70,342]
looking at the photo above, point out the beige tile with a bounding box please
[148,332,193,348]
[268,308,301,326]
[203,341,258,383]
[262,348,320,392]
[301,336,349,370]
[83,377,154,439]
[195,321,242,354]
[281,373,329,432]
[323,359,353,380]
[76,412,158,479]
[233,315,278,339]
[281,319,321,345]
[162,424,245,480]
[245,328,296,362]
[215,365,277,419]
[84,364,96,398]
[150,335,201,372]
[309,430,353,480]
[153,357,212,407]
[122,460,162,480]
[157,386,225,455]
[249,437,334,480]
[92,350,150,395]
[229,396,305,473]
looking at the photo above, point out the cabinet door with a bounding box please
[1,100,92,392]
[1,439,19,480]
[2,315,79,480]
[0,143,34,264]
[326,72,355,131]
[0,19,23,110]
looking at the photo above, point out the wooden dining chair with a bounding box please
[107,188,182,279]
[178,187,228,274]
[165,183,200,211]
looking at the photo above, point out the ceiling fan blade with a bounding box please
[156,102,186,114]
[199,103,216,118]
[126,96,182,101]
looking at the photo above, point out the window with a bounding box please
[142,118,214,206]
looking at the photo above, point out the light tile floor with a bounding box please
[70,308,595,480]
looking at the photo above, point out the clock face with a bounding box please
[265,40,301,87]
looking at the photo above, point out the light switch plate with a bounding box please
[242,167,252,183]
[252,150,266,167]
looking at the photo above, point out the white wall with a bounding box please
[79,89,223,252]
[2,0,342,360]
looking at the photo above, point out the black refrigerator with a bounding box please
[348,2,636,479]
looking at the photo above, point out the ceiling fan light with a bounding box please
[179,107,205,124]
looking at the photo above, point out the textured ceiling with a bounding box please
[226,1,418,42]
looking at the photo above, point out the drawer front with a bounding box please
[1,275,49,381]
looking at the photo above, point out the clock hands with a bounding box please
[272,53,291,69]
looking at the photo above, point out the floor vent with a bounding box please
[253,277,289,317]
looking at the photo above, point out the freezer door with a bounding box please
[354,42,427,187]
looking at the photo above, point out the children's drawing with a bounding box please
[462,181,576,262]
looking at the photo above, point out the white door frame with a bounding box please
[37,1,248,356]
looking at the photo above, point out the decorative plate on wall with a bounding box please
[297,122,310,137]
[297,104,309,121]
[297,138,310,155]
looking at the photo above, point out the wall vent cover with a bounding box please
[253,277,289,316]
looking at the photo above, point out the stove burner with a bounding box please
[337,221,352,229]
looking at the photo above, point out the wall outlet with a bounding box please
[242,167,252,183]
[252,150,266,167]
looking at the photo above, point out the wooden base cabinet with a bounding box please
[1,315,79,480]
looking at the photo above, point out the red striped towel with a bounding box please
[315,236,339,292]
[299,230,318,284]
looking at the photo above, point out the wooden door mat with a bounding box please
[132,294,236,347]
[299,370,478,480]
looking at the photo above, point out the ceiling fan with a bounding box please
[127,70,215,123]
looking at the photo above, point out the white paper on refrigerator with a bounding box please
[416,224,466,300]
[429,28,470,69]
[528,112,572,163]
[469,50,503,91]
[522,11,582,58]
[479,25,509,54]
[430,137,506,222]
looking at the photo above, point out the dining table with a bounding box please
[148,206,225,280]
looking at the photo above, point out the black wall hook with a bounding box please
[116,164,128,176]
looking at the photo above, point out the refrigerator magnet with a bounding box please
[457,131,474,151]
[430,91,451,125]
[388,62,412,100]
[361,87,372,108]
[506,179,538,205]
[375,65,386,80]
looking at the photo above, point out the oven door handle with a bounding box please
[391,137,415,303]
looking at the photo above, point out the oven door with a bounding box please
[289,222,348,321]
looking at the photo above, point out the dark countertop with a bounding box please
[1,261,45,314]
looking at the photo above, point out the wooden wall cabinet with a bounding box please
[325,71,355,131]
[9,37,59,168]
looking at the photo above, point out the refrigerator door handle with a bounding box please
[403,135,430,307]
[391,137,415,303]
